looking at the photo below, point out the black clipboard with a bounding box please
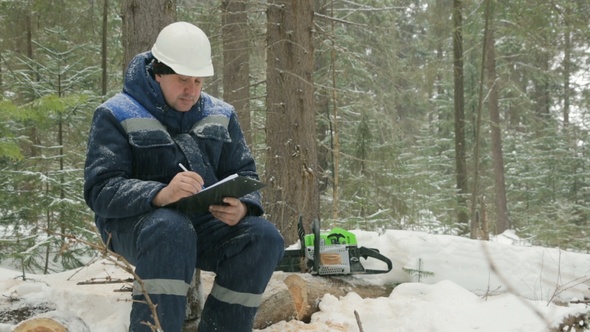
[166,174,266,214]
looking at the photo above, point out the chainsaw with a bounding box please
[276,218,393,276]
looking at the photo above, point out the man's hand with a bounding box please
[209,197,247,226]
[153,171,205,207]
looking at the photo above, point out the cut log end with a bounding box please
[12,311,90,332]
[284,274,309,320]
[12,318,68,332]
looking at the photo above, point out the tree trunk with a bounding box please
[101,0,108,96]
[485,1,510,234]
[433,0,447,133]
[562,4,571,128]
[121,0,176,73]
[265,0,318,245]
[328,0,340,222]
[452,0,469,230]
[222,0,252,144]
[312,0,331,195]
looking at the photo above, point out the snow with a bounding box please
[1,229,589,331]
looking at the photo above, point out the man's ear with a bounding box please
[154,74,162,83]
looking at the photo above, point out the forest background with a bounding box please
[0,0,589,274]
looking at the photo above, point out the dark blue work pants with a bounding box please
[105,208,284,332]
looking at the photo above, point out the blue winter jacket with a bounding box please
[84,52,263,240]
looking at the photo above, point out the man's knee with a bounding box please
[248,217,285,262]
[136,209,197,256]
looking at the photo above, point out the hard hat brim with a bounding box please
[169,62,214,78]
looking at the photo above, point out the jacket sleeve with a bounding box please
[84,107,165,219]
[219,112,265,216]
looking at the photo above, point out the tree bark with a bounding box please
[327,0,340,221]
[101,0,108,96]
[452,0,469,230]
[265,0,319,245]
[121,0,176,74]
[312,0,331,195]
[222,0,252,144]
[562,4,572,128]
[485,1,510,234]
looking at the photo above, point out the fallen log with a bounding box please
[254,275,297,329]
[283,273,393,322]
[16,271,392,331]
[252,272,394,328]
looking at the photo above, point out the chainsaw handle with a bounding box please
[359,246,393,274]
[312,219,321,275]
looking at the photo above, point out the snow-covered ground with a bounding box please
[1,229,589,331]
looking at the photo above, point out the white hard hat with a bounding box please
[151,22,214,77]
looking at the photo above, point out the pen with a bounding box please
[178,163,189,172]
[179,163,206,190]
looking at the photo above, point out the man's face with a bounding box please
[155,74,203,112]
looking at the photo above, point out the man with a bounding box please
[84,22,284,332]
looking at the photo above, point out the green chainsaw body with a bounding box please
[276,219,393,276]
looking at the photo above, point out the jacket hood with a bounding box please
[122,51,202,134]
